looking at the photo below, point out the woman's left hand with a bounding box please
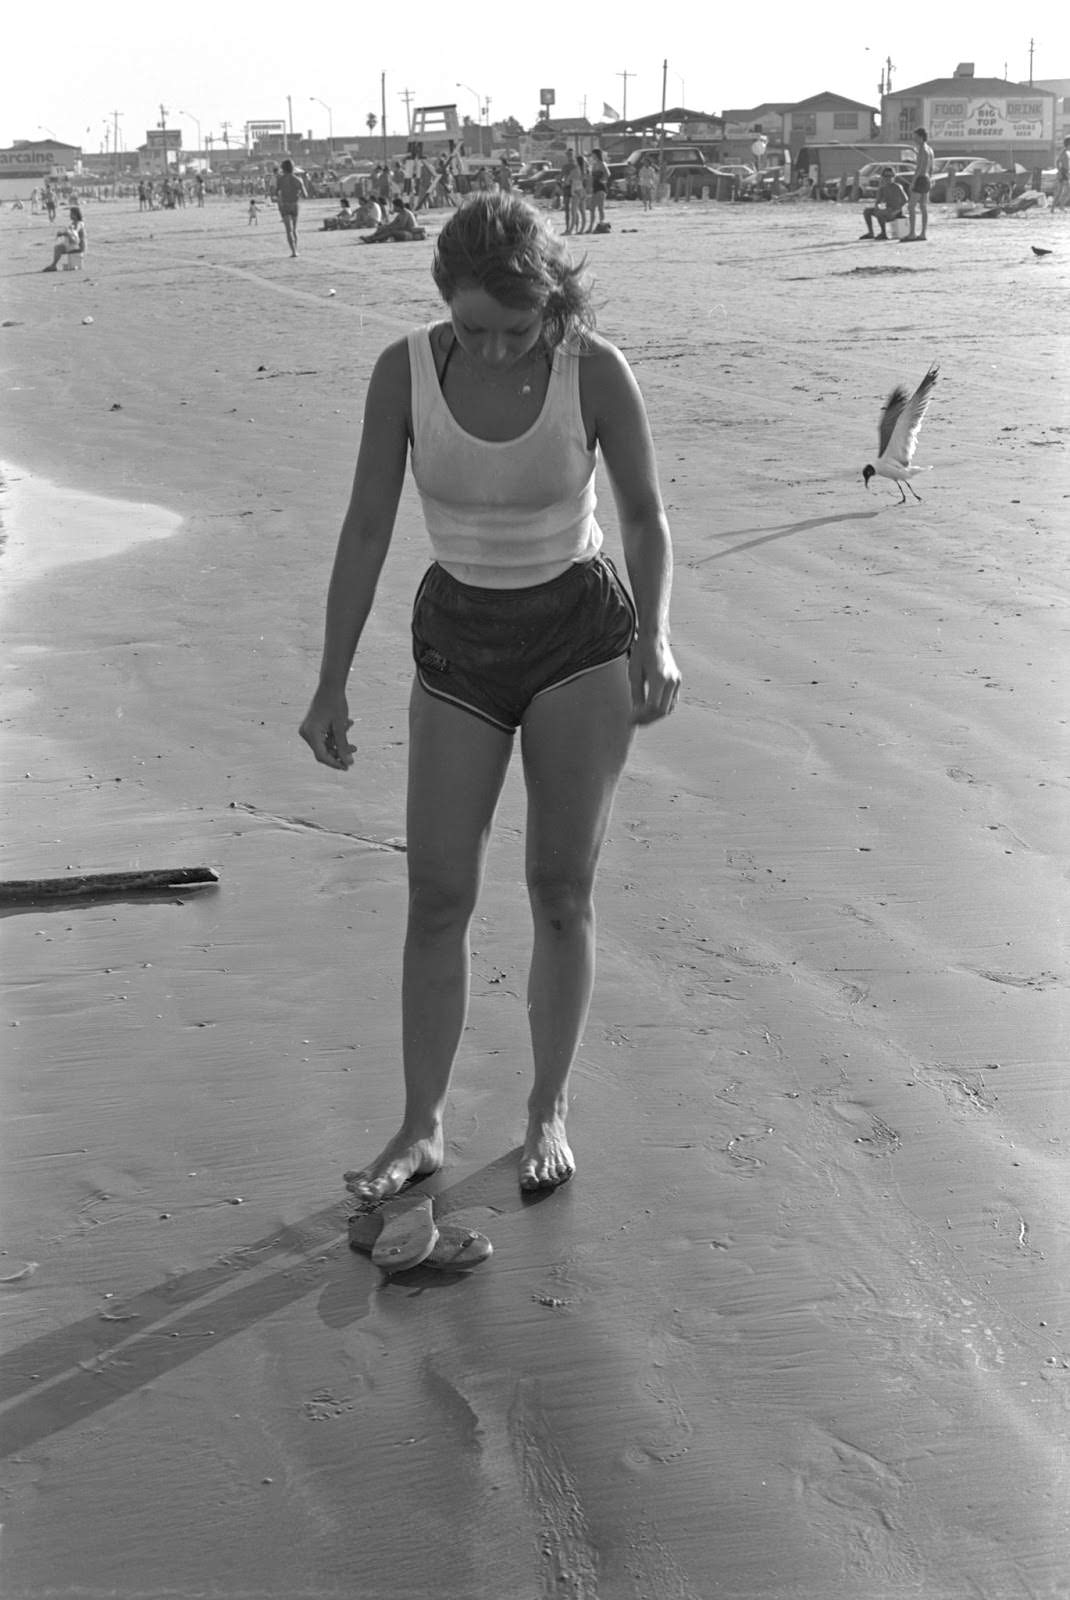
[629,633,682,725]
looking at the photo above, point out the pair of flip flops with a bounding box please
[348,1194,492,1274]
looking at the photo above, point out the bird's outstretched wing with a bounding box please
[877,365,939,467]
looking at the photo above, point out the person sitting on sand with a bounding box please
[299,192,681,1200]
[41,206,86,271]
[360,196,424,243]
[859,168,909,240]
[353,197,382,227]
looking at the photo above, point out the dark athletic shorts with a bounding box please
[911,175,931,194]
[411,554,637,732]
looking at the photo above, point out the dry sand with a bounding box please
[1,193,1068,1599]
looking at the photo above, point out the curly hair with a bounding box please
[432,193,594,350]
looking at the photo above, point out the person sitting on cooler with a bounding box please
[859,168,909,240]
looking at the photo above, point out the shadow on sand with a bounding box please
[0,1149,531,1455]
[692,510,881,565]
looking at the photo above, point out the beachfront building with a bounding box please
[721,103,791,166]
[0,138,81,202]
[530,116,598,157]
[881,64,1059,167]
[722,104,792,142]
[783,91,878,148]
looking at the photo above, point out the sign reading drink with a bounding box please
[930,96,1049,141]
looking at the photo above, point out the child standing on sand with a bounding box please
[274,158,308,256]
[248,196,259,225]
[300,193,681,1201]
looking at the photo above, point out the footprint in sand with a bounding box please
[973,968,1066,991]
[945,766,988,786]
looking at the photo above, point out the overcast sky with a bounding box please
[7,1,1063,152]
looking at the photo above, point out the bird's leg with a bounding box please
[896,481,908,503]
[905,480,923,502]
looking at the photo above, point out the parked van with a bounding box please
[623,145,718,195]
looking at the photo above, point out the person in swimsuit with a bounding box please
[587,147,610,231]
[903,127,934,241]
[300,192,681,1199]
[274,157,308,257]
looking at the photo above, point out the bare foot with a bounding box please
[344,1127,444,1203]
[519,1115,575,1191]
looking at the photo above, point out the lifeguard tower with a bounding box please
[410,105,462,148]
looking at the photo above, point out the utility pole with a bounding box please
[617,69,635,123]
[657,59,667,189]
[399,87,415,134]
[1028,37,1035,85]
[158,103,169,178]
[111,109,121,196]
[381,72,388,166]
[285,96,293,153]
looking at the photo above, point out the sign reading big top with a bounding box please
[929,96,1052,143]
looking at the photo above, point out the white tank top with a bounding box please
[407,324,603,588]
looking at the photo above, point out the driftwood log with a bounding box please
[0,867,220,905]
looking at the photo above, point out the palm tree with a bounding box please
[366,113,377,135]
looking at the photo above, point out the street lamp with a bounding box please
[456,82,485,154]
[178,109,202,168]
[310,97,334,166]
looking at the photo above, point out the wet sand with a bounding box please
[1,195,1068,1598]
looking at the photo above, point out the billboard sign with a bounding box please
[929,96,1051,142]
[247,121,286,147]
[146,129,182,150]
[539,88,555,107]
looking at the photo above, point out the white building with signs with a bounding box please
[882,64,1057,164]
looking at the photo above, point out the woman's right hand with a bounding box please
[299,692,355,770]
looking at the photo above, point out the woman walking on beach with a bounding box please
[300,193,680,1199]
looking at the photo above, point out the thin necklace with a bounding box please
[446,332,546,397]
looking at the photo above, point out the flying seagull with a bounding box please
[862,365,939,503]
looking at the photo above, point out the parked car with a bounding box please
[515,160,555,192]
[929,157,1029,203]
[606,161,631,199]
[712,163,759,195]
[667,164,730,197]
[747,162,794,198]
[532,168,564,200]
[856,160,914,198]
[820,161,912,200]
